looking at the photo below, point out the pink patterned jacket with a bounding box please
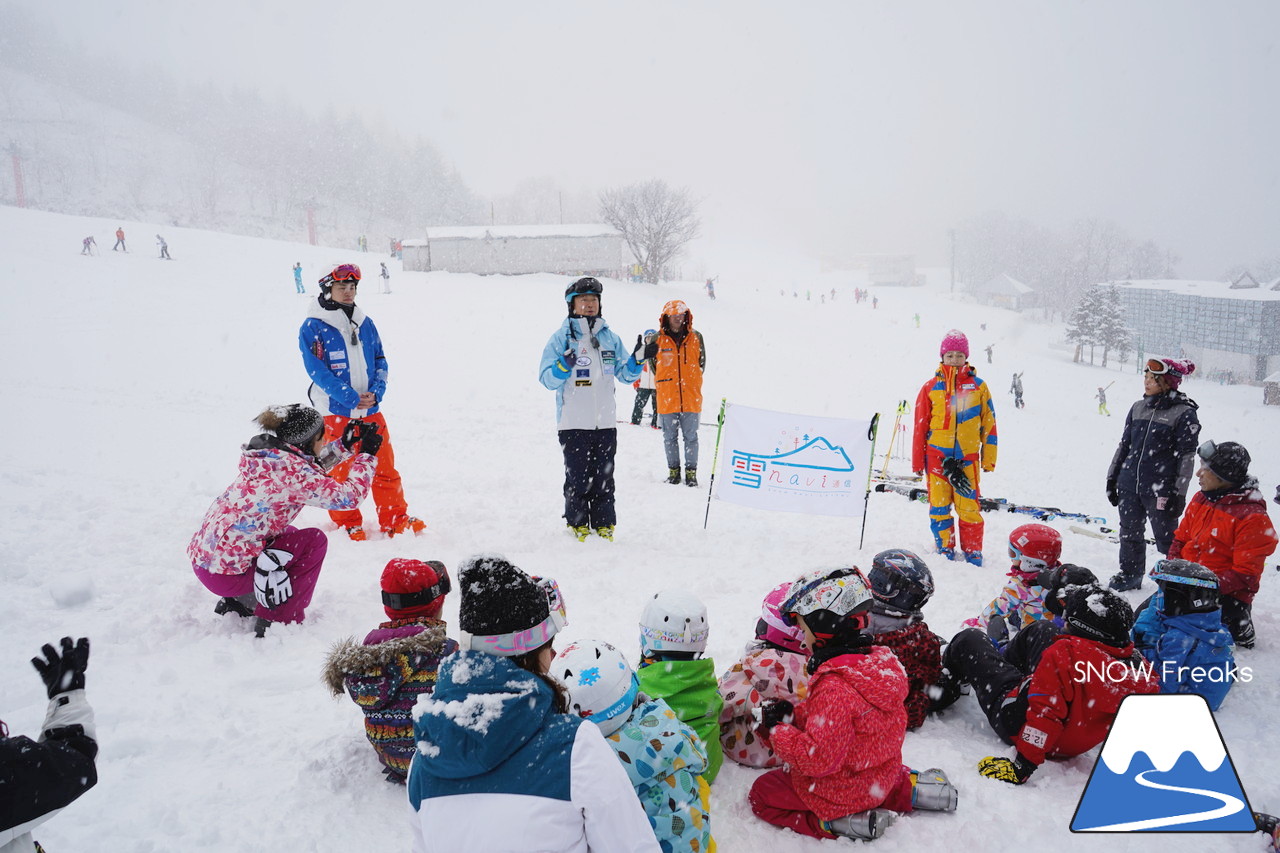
[187,436,376,576]
[718,642,809,768]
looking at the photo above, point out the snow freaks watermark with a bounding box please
[1073,659,1253,686]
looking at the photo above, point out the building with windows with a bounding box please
[401,224,625,277]
[1104,278,1280,383]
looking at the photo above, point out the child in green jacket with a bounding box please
[636,588,724,782]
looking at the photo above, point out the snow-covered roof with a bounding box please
[1106,279,1280,302]
[1265,372,1280,384]
[403,224,621,245]
[975,273,1034,295]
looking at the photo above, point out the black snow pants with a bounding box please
[558,428,618,529]
[1116,489,1179,583]
[945,621,1060,744]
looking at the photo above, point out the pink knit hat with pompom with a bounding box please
[940,330,969,359]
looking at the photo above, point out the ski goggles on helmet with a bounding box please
[381,566,452,611]
[1196,440,1218,463]
[534,576,568,633]
[1150,560,1218,589]
[330,263,362,282]
[1145,358,1172,375]
[1008,545,1052,573]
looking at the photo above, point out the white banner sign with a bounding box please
[713,403,875,518]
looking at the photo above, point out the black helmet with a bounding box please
[564,276,604,306]
[1035,564,1100,617]
[867,549,935,616]
[1151,559,1219,616]
[1064,587,1134,648]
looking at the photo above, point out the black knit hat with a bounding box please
[1198,440,1250,486]
[1064,587,1134,648]
[266,404,324,448]
[1035,564,1099,617]
[459,555,564,656]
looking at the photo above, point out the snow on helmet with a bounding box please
[1007,523,1062,580]
[867,549,935,616]
[781,567,873,625]
[555,640,639,737]
[564,276,604,303]
[1035,563,1099,617]
[1151,559,1220,616]
[754,582,806,653]
[639,589,709,657]
[1063,587,1133,648]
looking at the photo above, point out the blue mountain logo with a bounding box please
[758,437,854,472]
[1071,694,1255,833]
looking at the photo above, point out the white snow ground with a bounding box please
[1,204,1276,851]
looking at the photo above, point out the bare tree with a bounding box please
[599,179,700,283]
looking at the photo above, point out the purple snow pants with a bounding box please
[192,526,327,624]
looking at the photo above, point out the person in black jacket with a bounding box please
[0,638,98,850]
[1104,357,1200,591]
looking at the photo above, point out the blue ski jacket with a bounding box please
[539,315,642,429]
[1132,592,1236,710]
[299,298,388,418]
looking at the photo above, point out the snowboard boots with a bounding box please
[595,526,615,541]
[964,551,984,567]
[666,467,681,485]
[911,768,959,812]
[685,468,698,488]
[824,809,897,841]
[1107,571,1144,592]
[214,595,256,618]
[253,617,272,639]
[568,524,591,542]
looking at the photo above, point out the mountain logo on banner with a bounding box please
[1071,694,1255,833]
[762,437,855,472]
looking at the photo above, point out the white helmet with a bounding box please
[781,567,874,621]
[554,640,638,736]
[639,589,709,657]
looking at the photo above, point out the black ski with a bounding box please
[874,482,1107,525]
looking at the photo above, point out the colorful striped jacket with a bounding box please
[911,362,997,472]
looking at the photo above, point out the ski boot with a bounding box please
[384,516,426,537]
[685,468,698,488]
[824,809,896,840]
[568,524,591,542]
[666,467,681,485]
[595,526,615,541]
[253,617,272,639]
[938,547,956,561]
[214,595,255,618]
[1107,571,1143,592]
[911,768,959,811]
[964,551,984,567]
[345,526,367,542]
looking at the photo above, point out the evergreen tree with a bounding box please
[1096,286,1132,368]
[1065,287,1103,364]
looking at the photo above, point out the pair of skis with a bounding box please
[873,480,1107,525]
[1068,524,1156,546]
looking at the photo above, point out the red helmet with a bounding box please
[1008,523,1062,579]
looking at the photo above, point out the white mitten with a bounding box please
[254,549,294,608]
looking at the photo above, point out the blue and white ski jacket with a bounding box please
[1132,592,1236,710]
[539,316,642,430]
[605,697,712,853]
[299,298,388,418]
[407,651,658,853]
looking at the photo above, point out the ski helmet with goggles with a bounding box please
[318,263,361,293]
[755,582,806,653]
[867,549,935,616]
[639,589,709,658]
[1151,559,1220,616]
[564,276,604,306]
[781,567,873,629]
[555,640,639,737]
[1035,563,1099,617]
[1008,523,1062,580]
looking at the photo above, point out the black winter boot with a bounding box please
[666,467,681,485]
[215,595,255,618]
[685,468,698,488]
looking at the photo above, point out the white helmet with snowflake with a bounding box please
[639,589,709,658]
[554,640,638,736]
[781,567,874,622]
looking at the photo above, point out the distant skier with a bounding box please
[872,295,879,309]
[112,227,126,252]
[1009,372,1024,409]
[81,235,96,255]
[984,344,994,364]
[156,234,170,260]
[705,277,716,300]
[380,262,391,294]
[913,313,920,328]
[293,262,304,294]
[1096,383,1111,416]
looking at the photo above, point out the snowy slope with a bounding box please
[0,204,1277,851]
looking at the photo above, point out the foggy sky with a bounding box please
[20,0,1280,276]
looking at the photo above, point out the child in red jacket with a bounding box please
[864,549,948,728]
[748,567,958,842]
[1167,440,1277,648]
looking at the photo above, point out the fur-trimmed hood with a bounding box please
[322,620,448,696]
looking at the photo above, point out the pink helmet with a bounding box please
[755,582,806,653]
[940,329,969,359]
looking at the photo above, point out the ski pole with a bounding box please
[859,413,880,549]
[878,400,907,476]
[702,398,728,530]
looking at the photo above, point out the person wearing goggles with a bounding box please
[1163,440,1277,648]
[538,277,644,542]
[300,263,426,541]
[1103,355,1200,591]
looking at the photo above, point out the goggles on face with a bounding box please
[1008,545,1051,572]
[331,263,362,282]
[1145,358,1170,375]
[569,278,603,297]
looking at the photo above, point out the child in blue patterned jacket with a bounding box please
[323,558,457,782]
[556,639,713,853]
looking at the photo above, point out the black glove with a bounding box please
[32,637,90,699]
[1106,478,1119,507]
[557,348,576,373]
[632,334,645,360]
[978,754,1036,785]
[340,420,360,451]
[1165,493,1185,516]
[758,698,794,730]
[356,422,383,456]
[941,457,972,493]
[642,341,658,361]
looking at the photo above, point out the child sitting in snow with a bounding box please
[864,549,948,728]
[322,558,458,783]
[749,567,958,842]
[963,524,1062,647]
[1132,559,1236,710]
[557,639,713,853]
[637,589,724,783]
[717,582,810,768]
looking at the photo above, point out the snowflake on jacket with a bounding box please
[717,642,809,768]
[769,646,910,820]
[870,621,945,729]
[1168,479,1278,604]
[186,436,375,576]
[323,617,458,783]
[1132,591,1235,711]
[606,697,711,853]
